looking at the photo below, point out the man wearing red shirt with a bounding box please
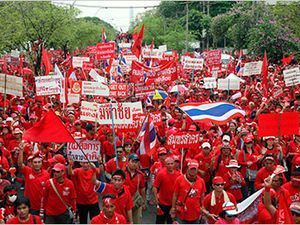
[282,166,300,203]
[171,159,206,224]
[18,149,50,215]
[91,194,126,224]
[92,169,133,223]
[102,132,115,162]
[203,176,237,224]
[213,144,233,177]
[68,159,99,224]
[255,155,276,190]
[153,156,180,224]
[44,163,76,224]
[150,147,167,182]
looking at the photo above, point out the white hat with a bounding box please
[222,202,238,216]
[201,142,211,149]
[263,136,275,141]
[6,117,13,122]
[226,159,241,168]
[222,135,231,142]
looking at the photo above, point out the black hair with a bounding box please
[112,169,126,179]
[14,197,30,214]
[4,185,17,194]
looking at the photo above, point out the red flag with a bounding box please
[131,24,145,58]
[261,51,268,97]
[23,110,75,143]
[41,47,52,75]
[281,52,294,66]
[132,26,139,41]
[276,189,293,224]
[19,54,24,76]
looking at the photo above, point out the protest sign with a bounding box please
[142,48,163,59]
[35,75,61,96]
[70,81,82,94]
[158,45,167,52]
[98,101,143,124]
[67,93,80,104]
[166,132,202,149]
[109,84,129,98]
[89,69,107,83]
[203,77,217,89]
[283,67,300,87]
[72,57,90,68]
[96,42,115,60]
[242,61,263,76]
[123,54,138,66]
[0,74,23,97]
[204,49,222,67]
[218,78,240,90]
[80,101,98,122]
[114,113,145,132]
[183,57,204,70]
[134,82,155,96]
[82,81,109,96]
[67,140,100,162]
[118,42,132,49]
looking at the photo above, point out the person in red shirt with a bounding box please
[18,149,50,215]
[67,159,100,224]
[91,194,127,224]
[102,132,115,162]
[223,159,245,202]
[290,202,300,224]
[153,156,181,224]
[43,163,77,224]
[0,185,18,222]
[70,120,87,139]
[92,169,133,223]
[213,144,234,177]
[282,165,300,203]
[124,153,146,224]
[202,176,237,224]
[254,155,276,190]
[6,197,42,224]
[150,147,167,182]
[171,159,206,224]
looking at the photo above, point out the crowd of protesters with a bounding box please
[0,32,299,224]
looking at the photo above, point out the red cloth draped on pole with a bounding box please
[276,189,293,224]
[281,52,294,66]
[261,51,268,97]
[41,46,53,75]
[23,110,75,143]
[131,24,145,58]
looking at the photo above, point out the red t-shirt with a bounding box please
[105,157,127,174]
[44,178,76,216]
[153,168,181,206]
[223,171,245,202]
[71,168,98,205]
[7,214,42,224]
[102,141,115,158]
[213,155,231,177]
[124,169,146,196]
[91,211,126,224]
[203,191,237,224]
[21,166,50,210]
[237,150,259,177]
[95,182,133,221]
[173,174,206,221]
[254,167,275,190]
[282,182,300,203]
[194,152,213,182]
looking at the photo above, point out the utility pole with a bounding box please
[206,1,210,49]
[185,1,189,53]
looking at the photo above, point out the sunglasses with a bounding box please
[226,214,237,218]
[215,183,224,186]
[116,151,123,154]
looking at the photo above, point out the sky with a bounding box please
[52,0,161,32]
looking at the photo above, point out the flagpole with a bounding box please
[109,101,118,168]
[132,113,149,149]
[3,74,7,114]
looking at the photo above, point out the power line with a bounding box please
[53,2,159,9]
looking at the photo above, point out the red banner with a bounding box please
[204,49,222,67]
[131,60,177,84]
[166,131,202,149]
[86,46,97,54]
[109,84,129,98]
[96,42,115,60]
[258,112,299,137]
[70,80,82,94]
[114,113,145,132]
[134,83,155,96]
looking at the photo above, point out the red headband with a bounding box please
[103,197,116,206]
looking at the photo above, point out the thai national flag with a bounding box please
[180,102,245,125]
[138,115,157,155]
[102,28,108,43]
[236,50,243,73]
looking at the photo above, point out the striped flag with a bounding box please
[102,28,107,43]
[180,102,245,125]
[137,115,157,155]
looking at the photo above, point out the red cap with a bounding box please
[244,135,253,143]
[157,147,167,155]
[52,163,65,171]
[53,154,66,165]
[74,120,81,125]
[212,176,225,184]
[187,159,199,169]
[116,140,122,147]
[188,124,197,132]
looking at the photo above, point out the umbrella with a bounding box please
[149,90,168,100]
[169,84,189,93]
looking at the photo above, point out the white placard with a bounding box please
[67,93,80,104]
[67,140,100,162]
[82,81,109,96]
[123,55,138,66]
[142,48,163,59]
[72,56,90,68]
[118,43,132,49]
[218,78,240,90]
[98,101,143,125]
[158,45,167,52]
[80,101,98,122]
[203,77,217,89]
[283,67,300,87]
[0,74,23,97]
[89,69,107,83]
[242,61,263,76]
[35,75,61,96]
[10,50,20,58]
[183,57,204,70]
